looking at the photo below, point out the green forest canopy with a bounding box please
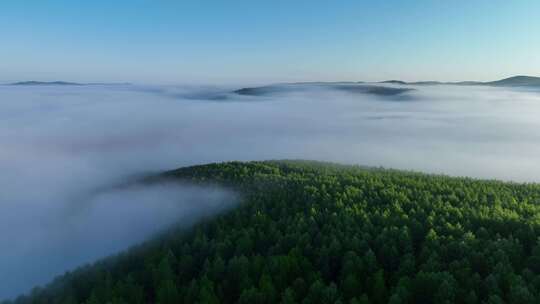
[7,160,540,303]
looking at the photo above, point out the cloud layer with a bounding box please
[1,82,540,299]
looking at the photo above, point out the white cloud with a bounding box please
[1,82,540,299]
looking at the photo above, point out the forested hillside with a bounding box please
[7,161,540,303]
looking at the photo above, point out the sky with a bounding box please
[1,0,539,84]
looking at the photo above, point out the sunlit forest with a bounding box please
[7,160,540,304]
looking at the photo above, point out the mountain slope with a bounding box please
[6,160,540,303]
[10,81,82,86]
[484,76,540,87]
[378,75,540,88]
[234,83,414,98]
[8,81,132,86]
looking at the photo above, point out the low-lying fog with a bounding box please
[1,82,540,299]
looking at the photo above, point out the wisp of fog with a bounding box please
[1,82,540,299]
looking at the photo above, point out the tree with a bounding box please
[199,276,219,304]
[156,280,179,304]
[281,288,296,304]
[342,274,361,300]
[370,270,387,304]
[14,161,540,304]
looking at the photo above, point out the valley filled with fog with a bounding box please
[1,82,540,299]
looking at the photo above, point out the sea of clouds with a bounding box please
[1,82,540,299]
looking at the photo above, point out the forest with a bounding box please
[6,160,540,303]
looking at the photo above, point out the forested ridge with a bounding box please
[7,160,540,304]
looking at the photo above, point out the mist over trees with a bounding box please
[8,161,540,303]
[3,1,540,303]
[3,83,540,302]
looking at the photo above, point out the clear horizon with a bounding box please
[3,74,540,87]
[1,1,539,84]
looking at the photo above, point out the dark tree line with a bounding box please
[6,160,540,303]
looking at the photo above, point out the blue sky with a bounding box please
[1,0,539,84]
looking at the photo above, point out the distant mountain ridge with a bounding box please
[8,81,131,86]
[379,75,540,87]
[7,76,540,93]
[484,75,540,87]
[232,76,540,99]
[233,83,414,98]
[11,81,82,86]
